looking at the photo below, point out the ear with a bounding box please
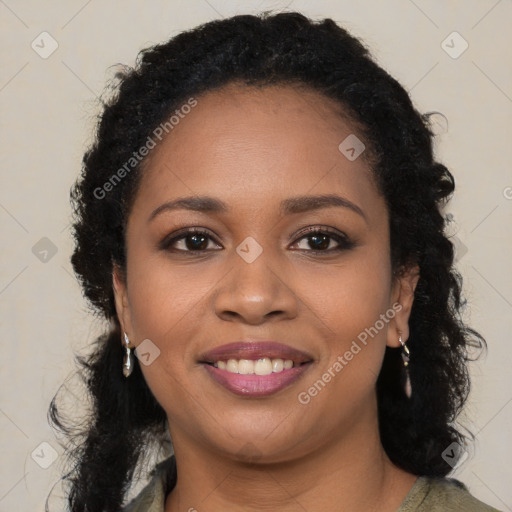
[112,263,134,343]
[386,265,420,348]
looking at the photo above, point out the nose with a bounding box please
[213,247,299,325]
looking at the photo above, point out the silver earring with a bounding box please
[398,333,412,398]
[123,332,133,378]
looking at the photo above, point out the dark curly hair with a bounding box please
[48,11,485,512]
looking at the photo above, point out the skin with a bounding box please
[113,83,420,512]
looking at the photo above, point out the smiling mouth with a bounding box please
[206,357,306,375]
[202,359,313,397]
[199,341,314,397]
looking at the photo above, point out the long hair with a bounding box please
[49,11,484,511]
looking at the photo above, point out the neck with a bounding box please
[165,400,417,512]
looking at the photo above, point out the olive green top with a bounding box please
[121,456,502,511]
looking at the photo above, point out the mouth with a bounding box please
[209,357,303,374]
[199,341,314,397]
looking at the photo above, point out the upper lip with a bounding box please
[199,341,314,364]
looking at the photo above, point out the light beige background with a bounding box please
[1,0,511,510]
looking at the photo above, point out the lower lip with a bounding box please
[203,363,312,397]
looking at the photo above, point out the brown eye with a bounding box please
[180,233,210,251]
[160,229,222,253]
[291,227,355,254]
[301,233,333,251]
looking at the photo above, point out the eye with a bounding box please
[160,228,222,253]
[290,226,355,254]
[159,226,355,255]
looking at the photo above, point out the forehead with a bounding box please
[132,83,380,219]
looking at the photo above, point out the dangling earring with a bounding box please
[123,332,134,378]
[398,332,412,398]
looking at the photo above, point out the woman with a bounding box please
[50,11,501,512]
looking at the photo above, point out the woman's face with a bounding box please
[113,83,418,462]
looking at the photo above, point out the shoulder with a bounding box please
[120,456,176,512]
[397,475,503,512]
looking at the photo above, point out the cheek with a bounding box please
[125,258,210,422]
[126,251,217,338]
[124,254,213,392]
[300,249,392,337]
[298,246,393,394]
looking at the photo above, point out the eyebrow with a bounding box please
[147,194,367,223]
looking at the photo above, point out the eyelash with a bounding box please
[159,226,355,255]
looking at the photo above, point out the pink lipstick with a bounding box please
[199,341,313,397]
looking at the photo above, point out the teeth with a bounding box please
[226,359,238,373]
[238,359,254,375]
[213,358,296,374]
[272,359,284,372]
[254,358,272,376]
